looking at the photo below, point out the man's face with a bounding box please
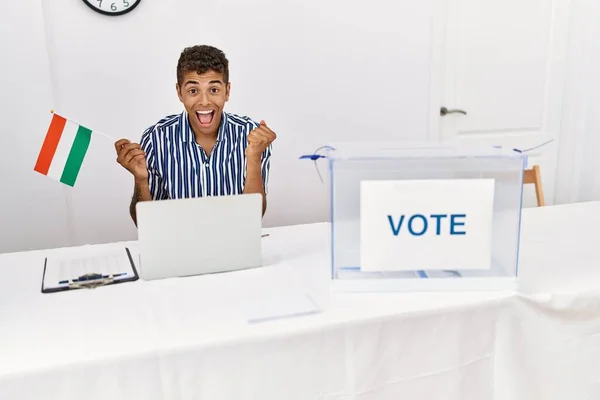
[176,70,230,137]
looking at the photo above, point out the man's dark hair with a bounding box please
[177,45,229,85]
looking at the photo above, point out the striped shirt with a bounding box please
[139,111,272,200]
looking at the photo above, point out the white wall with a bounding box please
[554,0,600,204]
[572,0,600,202]
[0,1,71,253]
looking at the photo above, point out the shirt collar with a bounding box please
[180,110,228,143]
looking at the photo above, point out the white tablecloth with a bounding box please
[1,202,600,399]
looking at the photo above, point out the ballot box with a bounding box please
[326,142,526,291]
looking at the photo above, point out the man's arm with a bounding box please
[129,178,153,226]
[244,120,276,216]
[243,157,267,215]
[121,128,169,226]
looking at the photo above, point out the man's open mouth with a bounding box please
[196,110,215,126]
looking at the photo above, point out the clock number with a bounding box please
[97,0,103,8]
[111,3,117,11]
[123,0,130,6]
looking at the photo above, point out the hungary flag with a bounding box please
[34,112,92,187]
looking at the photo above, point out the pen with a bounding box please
[58,272,127,285]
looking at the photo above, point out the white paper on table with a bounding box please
[240,293,321,324]
[42,247,137,292]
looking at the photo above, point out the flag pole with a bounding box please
[50,109,118,142]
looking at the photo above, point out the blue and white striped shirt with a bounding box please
[139,111,272,200]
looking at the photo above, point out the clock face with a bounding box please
[82,0,142,16]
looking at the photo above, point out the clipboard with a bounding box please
[41,247,139,294]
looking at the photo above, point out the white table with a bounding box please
[1,202,600,400]
[495,201,600,400]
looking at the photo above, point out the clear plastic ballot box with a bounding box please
[324,142,527,292]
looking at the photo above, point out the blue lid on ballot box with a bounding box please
[324,142,527,292]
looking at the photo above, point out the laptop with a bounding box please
[135,193,263,280]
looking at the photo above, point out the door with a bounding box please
[435,0,571,207]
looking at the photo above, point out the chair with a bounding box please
[523,165,545,206]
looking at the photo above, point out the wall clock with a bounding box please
[82,0,142,16]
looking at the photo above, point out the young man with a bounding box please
[114,45,276,225]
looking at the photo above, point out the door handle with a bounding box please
[440,107,467,116]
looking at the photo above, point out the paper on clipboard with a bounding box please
[41,247,138,293]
